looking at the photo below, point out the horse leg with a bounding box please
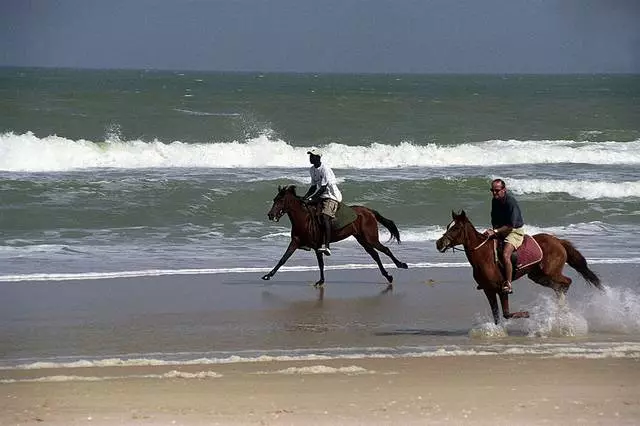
[528,269,572,301]
[313,249,326,288]
[552,274,572,297]
[483,289,501,325]
[356,237,394,286]
[549,274,571,308]
[371,241,408,269]
[499,292,529,320]
[261,240,298,281]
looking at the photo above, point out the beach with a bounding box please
[1,69,639,425]
[3,356,639,425]
[3,266,640,425]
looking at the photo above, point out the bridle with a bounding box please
[269,191,317,223]
[442,219,490,253]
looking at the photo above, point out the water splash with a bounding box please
[523,294,589,338]
[579,285,640,334]
[469,314,508,338]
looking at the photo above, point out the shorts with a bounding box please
[320,199,339,218]
[504,227,525,249]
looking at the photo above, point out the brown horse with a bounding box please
[435,210,602,324]
[263,185,408,288]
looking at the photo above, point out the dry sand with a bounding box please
[2,355,639,425]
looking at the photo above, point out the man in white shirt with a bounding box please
[303,148,342,256]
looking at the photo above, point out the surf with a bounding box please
[2,131,639,172]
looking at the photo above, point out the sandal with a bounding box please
[502,281,513,294]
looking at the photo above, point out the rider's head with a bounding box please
[307,148,322,166]
[490,178,507,200]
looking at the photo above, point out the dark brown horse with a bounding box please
[263,185,408,288]
[435,210,602,324]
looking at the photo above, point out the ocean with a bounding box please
[1,68,640,379]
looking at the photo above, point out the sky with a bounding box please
[1,0,639,73]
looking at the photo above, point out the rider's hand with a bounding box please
[483,229,496,238]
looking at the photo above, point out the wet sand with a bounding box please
[2,355,639,425]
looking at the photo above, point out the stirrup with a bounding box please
[502,281,513,294]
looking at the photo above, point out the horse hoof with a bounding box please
[385,275,393,284]
[398,262,408,269]
[314,281,325,289]
[261,274,271,281]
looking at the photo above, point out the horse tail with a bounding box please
[372,210,401,244]
[560,239,603,290]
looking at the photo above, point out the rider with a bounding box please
[483,178,525,294]
[302,148,342,256]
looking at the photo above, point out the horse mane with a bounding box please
[277,184,321,243]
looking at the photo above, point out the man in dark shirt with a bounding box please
[483,179,525,294]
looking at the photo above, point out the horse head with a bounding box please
[435,210,470,252]
[267,185,299,222]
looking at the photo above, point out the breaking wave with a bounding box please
[2,132,639,172]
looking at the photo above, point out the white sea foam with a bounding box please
[2,343,639,376]
[0,244,74,255]
[2,132,639,172]
[173,108,241,117]
[257,365,372,375]
[1,258,639,283]
[0,263,466,282]
[508,178,640,199]
[0,370,222,384]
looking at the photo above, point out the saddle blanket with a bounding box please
[515,234,543,270]
[332,203,358,230]
[495,234,543,277]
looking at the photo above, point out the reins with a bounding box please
[449,238,489,252]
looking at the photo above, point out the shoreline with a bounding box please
[2,355,639,425]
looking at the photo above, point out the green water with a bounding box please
[2,68,638,144]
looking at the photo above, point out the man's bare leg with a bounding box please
[502,242,515,293]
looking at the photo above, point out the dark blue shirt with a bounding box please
[491,192,524,228]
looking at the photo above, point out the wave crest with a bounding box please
[2,132,639,172]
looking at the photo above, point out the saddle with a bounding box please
[300,202,358,251]
[308,201,358,230]
[494,234,543,281]
[331,202,358,230]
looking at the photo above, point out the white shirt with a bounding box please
[309,163,342,202]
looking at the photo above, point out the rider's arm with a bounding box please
[302,185,317,199]
[305,184,327,201]
[492,225,513,237]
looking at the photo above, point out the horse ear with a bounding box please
[277,185,282,191]
[460,209,467,217]
[451,210,456,219]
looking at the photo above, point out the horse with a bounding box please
[263,185,408,288]
[435,210,602,324]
